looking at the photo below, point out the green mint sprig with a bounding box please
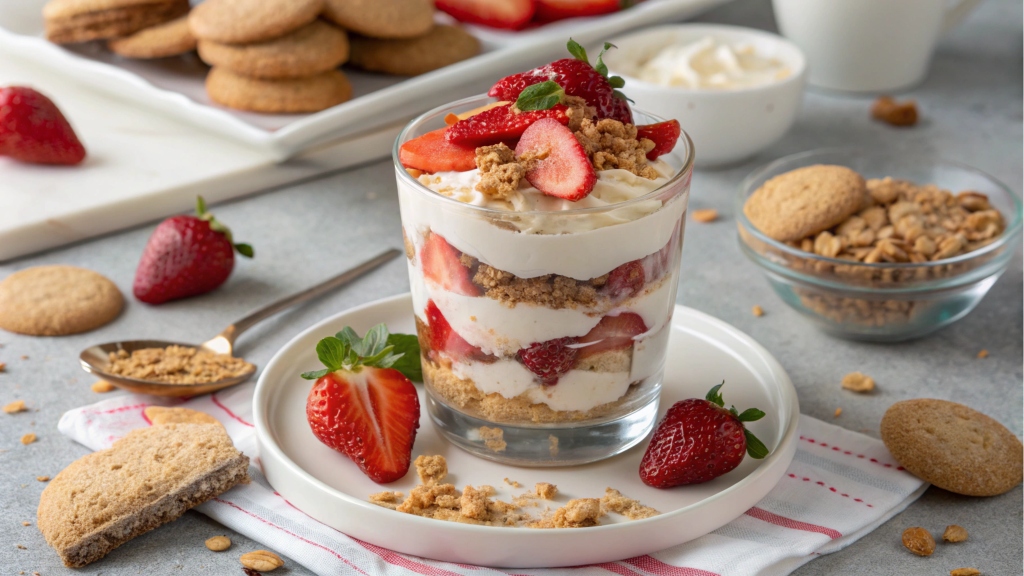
[300,324,422,382]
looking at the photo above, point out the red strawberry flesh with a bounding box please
[0,86,85,165]
[445,103,570,147]
[605,260,645,299]
[636,120,681,161]
[399,127,476,173]
[424,300,490,362]
[420,233,480,297]
[489,58,631,124]
[436,0,535,29]
[517,336,579,385]
[306,367,420,484]
[535,0,621,21]
[516,118,596,201]
[577,312,648,359]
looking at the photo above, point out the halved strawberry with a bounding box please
[516,118,596,201]
[489,41,632,123]
[420,233,480,296]
[605,260,645,299]
[636,120,681,161]
[436,0,535,30]
[518,336,579,385]
[302,325,422,484]
[424,300,491,362]
[576,312,648,358]
[445,103,570,147]
[399,127,476,173]
[536,0,622,21]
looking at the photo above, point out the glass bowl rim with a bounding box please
[735,146,1024,271]
[391,93,695,218]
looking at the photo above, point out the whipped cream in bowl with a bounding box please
[394,92,693,465]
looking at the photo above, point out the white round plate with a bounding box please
[254,293,799,568]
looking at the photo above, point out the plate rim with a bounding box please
[253,292,799,541]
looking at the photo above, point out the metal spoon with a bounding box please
[79,249,401,397]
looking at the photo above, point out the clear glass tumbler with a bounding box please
[394,95,694,465]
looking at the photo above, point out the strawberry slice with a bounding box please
[302,325,422,484]
[576,313,648,359]
[536,0,622,21]
[0,86,85,165]
[420,233,480,296]
[436,0,535,30]
[604,259,645,299]
[445,103,570,147]
[424,300,491,362]
[399,127,476,173]
[489,41,632,123]
[636,120,681,161]
[517,336,579,385]
[516,118,596,201]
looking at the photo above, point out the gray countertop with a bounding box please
[1,0,1021,574]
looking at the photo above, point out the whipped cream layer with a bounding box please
[398,164,687,280]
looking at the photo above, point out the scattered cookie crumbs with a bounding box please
[478,426,507,452]
[4,400,27,414]
[976,349,989,359]
[240,550,284,572]
[21,355,28,360]
[834,408,843,418]
[600,488,660,520]
[534,482,557,500]
[414,454,448,486]
[22,521,30,526]
[36,476,50,482]
[205,535,231,551]
[470,315,477,322]
[91,380,115,393]
[106,345,253,385]
[943,524,968,543]
[692,209,719,223]
[503,478,521,488]
[16,544,26,549]
[841,372,876,393]
[872,96,919,127]
[531,498,603,528]
[752,305,764,317]
[950,569,981,576]
[20,433,36,445]
[0,362,6,372]
[902,527,936,556]
[368,491,404,510]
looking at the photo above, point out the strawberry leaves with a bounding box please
[195,196,254,258]
[301,324,422,381]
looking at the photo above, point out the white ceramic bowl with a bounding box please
[604,24,807,167]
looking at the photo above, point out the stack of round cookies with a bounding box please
[43,0,196,58]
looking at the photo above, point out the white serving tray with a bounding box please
[0,0,731,160]
[254,293,799,568]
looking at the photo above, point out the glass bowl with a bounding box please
[394,94,694,465]
[736,148,1022,342]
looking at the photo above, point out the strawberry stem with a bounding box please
[192,195,254,258]
[706,382,769,459]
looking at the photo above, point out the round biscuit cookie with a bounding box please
[188,0,323,45]
[322,0,433,39]
[44,0,189,44]
[206,67,352,113]
[881,399,1023,497]
[348,25,480,76]
[743,164,865,242]
[0,266,123,336]
[107,14,196,58]
[197,20,348,80]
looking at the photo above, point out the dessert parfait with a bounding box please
[395,41,693,464]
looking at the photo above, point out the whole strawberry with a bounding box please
[640,383,768,488]
[303,324,422,484]
[0,86,85,165]
[133,196,253,305]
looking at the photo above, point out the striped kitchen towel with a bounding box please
[58,385,926,576]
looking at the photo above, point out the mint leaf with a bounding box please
[361,324,390,357]
[335,327,361,351]
[360,345,396,367]
[300,368,330,380]
[386,333,422,382]
[314,337,347,373]
[744,429,769,459]
[705,382,725,406]
[737,408,766,422]
[516,81,564,111]
[567,38,588,63]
